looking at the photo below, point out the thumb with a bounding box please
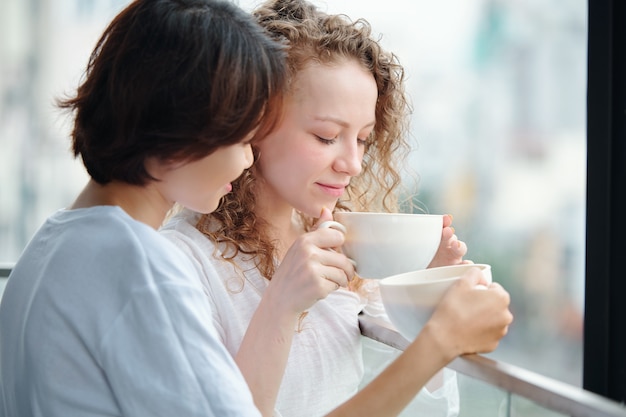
[314,206,334,227]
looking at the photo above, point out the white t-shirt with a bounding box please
[161,209,459,417]
[0,206,260,417]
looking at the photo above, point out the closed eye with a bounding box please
[315,135,337,145]
[358,131,374,146]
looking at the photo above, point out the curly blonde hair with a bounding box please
[196,0,412,280]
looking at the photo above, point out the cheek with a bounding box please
[179,174,217,200]
[257,150,305,194]
[258,155,292,185]
[211,149,246,183]
[257,139,296,172]
[257,131,328,179]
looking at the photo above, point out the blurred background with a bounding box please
[0,0,587,389]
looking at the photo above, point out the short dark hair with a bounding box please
[58,0,286,185]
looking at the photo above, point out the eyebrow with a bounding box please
[315,116,376,130]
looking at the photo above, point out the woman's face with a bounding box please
[255,59,377,217]
[150,136,254,214]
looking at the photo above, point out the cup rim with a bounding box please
[379,264,491,286]
[335,211,443,218]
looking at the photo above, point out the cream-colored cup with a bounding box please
[332,212,443,279]
[379,264,492,341]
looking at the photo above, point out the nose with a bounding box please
[333,140,363,177]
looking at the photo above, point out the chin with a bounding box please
[301,201,338,218]
[191,200,219,215]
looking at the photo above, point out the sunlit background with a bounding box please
[0,0,587,398]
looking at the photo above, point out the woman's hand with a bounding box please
[425,267,513,360]
[265,207,355,316]
[428,214,470,268]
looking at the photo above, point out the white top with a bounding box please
[161,209,459,417]
[0,206,261,417]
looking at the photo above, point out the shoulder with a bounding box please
[57,207,200,287]
[160,211,256,296]
[161,208,205,242]
[159,209,222,262]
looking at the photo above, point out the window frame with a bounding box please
[584,0,626,403]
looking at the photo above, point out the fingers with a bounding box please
[312,221,346,250]
[285,214,356,300]
[443,231,465,253]
[487,283,513,312]
[456,267,485,287]
[271,249,352,314]
[441,215,466,260]
[455,238,468,256]
[321,274,342,292]
[302,260,350,303]
[487,281,505,292]
[429,263,513,356]
[440,225,454,241]
[476,284,514,338]
[292,231,355,286]
[310,218,356,275]
[428,221,468,268]
[318,249,354,288]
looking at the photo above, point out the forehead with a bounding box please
[289,60,378,113]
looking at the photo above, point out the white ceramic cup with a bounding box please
[331,212,444,279]
[379,263,493,341]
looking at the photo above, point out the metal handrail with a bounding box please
[359,315,626,417]
[0,262,14,278]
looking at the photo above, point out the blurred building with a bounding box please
[0,0,125,261]
[409,0,587,384]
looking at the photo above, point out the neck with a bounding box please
[254,189,302,260]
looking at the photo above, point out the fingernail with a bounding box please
[450,226,455,234]
[447,214,454,222]
[320,206,327,217]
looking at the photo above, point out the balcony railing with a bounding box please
[0,263,12,278]
[1,263,626,416]
[359,314,626,417]
[0,263,11,296]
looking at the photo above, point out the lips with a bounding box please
[316,182,348,197]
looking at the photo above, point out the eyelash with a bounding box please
[316,135,336,145]
[315,135,368,146]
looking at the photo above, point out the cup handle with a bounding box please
[317,220,347,234]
